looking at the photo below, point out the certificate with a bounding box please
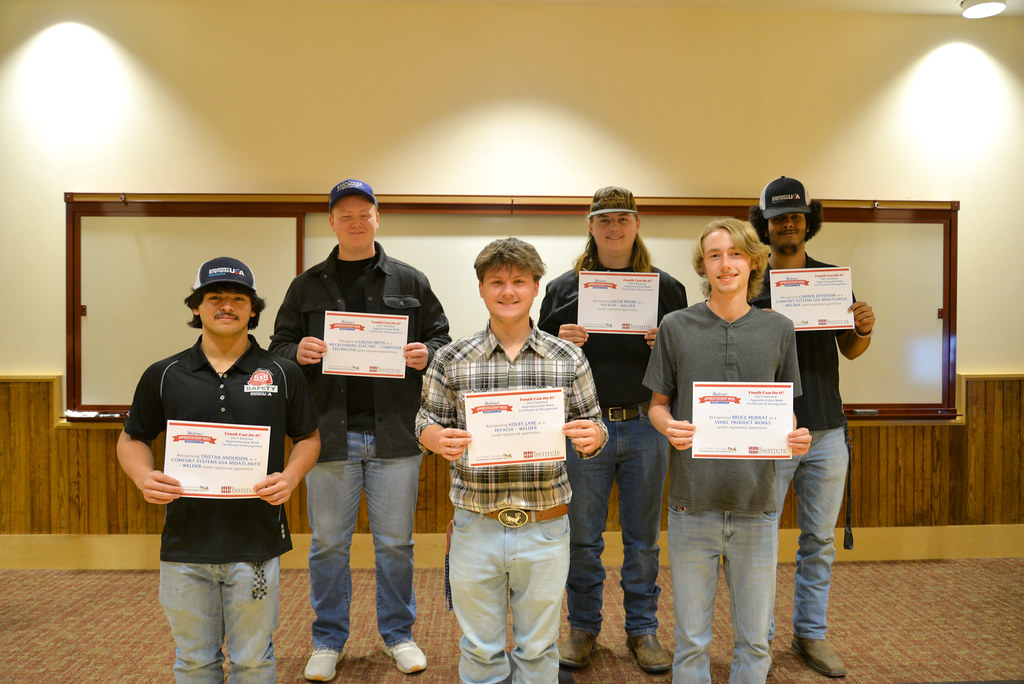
[769,267,854,331]
[691,382,793,460]
[163,420,271,498]
[577,271,659,334]
[464,388,566,467]
[322,311,408,378]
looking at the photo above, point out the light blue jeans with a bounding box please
[668,506,778,684]
[564,415,668,636]
[306,431,422,651]
[159,556,280,683]
[449,506,570,684]
[769,426,849,642]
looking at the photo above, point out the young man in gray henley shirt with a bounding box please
[644,218,811,683]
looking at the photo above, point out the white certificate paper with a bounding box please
[163,420,271,498]
[322,311,408,378]
[464,388,566,467]
[769,267,854,331]
[577,271,659,334]
[691,382,793,460]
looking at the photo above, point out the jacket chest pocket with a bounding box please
[382,295,421,341]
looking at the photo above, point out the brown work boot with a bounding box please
[558,629,597,669]
[792,637,846,677]
[626,634,672,674]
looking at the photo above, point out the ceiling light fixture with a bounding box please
[959,0,1007,18]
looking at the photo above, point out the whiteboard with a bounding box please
[303,211,945,406]
[80,215,298,406]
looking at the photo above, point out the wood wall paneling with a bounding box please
[2,375,1021,535]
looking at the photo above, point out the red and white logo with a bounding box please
[245,369,279,395]
[248,370,273,386]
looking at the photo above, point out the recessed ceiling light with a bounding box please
[959,0,1007,19]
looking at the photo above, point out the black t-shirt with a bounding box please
[539,265,688,408]
[333,257,376,432]
[751,255,847,431]
[124,336,317,563]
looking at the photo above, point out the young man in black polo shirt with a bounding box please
[117,257,320,683]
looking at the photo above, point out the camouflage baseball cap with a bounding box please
[588,186,638,218]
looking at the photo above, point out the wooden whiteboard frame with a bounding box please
[64,192,958,420]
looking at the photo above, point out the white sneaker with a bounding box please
[383,640,427,674]
[304,647,341,681]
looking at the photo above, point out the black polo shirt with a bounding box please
[124,335,317,564]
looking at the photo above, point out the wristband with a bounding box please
[855,328,873,338]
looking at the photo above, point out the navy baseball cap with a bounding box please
[759,176,811,219]
[193,256,256,291]
[329,179,378,212]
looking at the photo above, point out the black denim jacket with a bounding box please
[269,242,450,461]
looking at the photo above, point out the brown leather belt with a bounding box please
[483,504,569,528]
[603,401,650,422]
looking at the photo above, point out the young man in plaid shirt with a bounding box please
[416,237,607,684]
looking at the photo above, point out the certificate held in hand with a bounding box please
[691,382,794,460]
[322,311,409,378]
[769,267,854,331]
[163,420,271,498]
[577,271,659,334]
[463,388,566,467]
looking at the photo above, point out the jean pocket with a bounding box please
[537,514,570,541]
[452,507,478,532]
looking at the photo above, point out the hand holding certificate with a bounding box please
[577,271,659,334]
[691,382,794,459]
[163,420,271,498]
[322,311,409,377]
[769,267,854,331]
[464,388,566,467]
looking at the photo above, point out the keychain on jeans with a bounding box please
[252,562,267,600]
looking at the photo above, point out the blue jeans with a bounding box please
[769,426,849,641]
[564,415,668,636]
[306,431,421,651]
[668,507,778,684]
[159,557,280,683]
[449,506,570,684]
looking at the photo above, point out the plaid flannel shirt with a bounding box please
[416,323,607,513]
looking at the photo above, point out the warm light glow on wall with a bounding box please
[377,98,668,195]
[899,42,1012,163]
[8,22,132,152]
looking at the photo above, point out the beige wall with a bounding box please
[2,0,1022,390]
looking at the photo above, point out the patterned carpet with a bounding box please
[2,558,1022,682]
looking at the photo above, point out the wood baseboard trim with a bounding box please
[3,524,1022,570]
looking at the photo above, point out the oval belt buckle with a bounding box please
[497,507,529,528]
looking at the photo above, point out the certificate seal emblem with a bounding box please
[496,508,528,528]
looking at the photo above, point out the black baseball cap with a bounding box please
[193,256,255,291]
[759,176,811,219]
